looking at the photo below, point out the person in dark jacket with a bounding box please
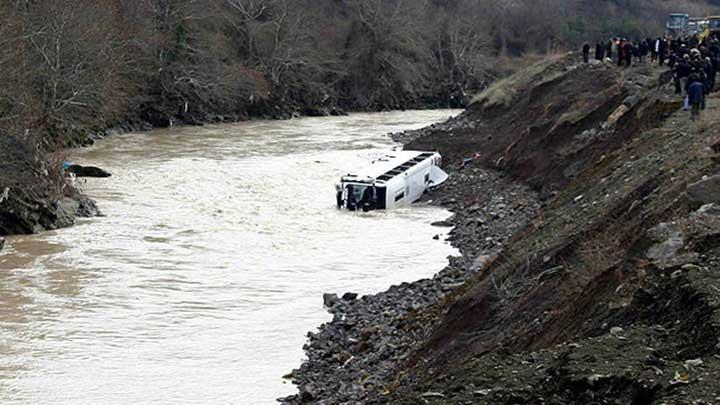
[582,43,590,63]
[687,74,706,120]
[595,41,605,60]
[659,38,668,66]
[675,56,691,95]
[638,41,648,63]
[606,40,613,62]
[705,57,716,93]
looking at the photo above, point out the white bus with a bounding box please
[336,150,449,211]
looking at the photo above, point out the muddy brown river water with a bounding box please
[0,110,460,404]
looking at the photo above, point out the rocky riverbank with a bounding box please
[284,53,720,404]
[0,134,100,236]
[281,167,540,404]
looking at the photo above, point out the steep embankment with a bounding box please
[287,53,720,404]
[389,55,720,403]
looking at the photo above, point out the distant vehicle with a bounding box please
[690,17,710,36]
[336,151,448,211]
[700,16,720,40]
[667,13,690,37]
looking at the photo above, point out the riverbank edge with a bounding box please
[280,157,541,402]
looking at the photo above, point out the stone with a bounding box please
[687,175,720,206]
[431,220,453,227]
[471,254,496,271]
[607,104,630,125]
[421,392,446,399]
[685,358,704,368]
[66,164,112,178]
[342,292,358,301]
[697,203,720,215]
[646,224,691,269]
[323,293,339,308]
[623,94,642,109]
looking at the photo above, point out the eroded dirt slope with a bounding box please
[385,56,720,404]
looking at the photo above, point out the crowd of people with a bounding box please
[582,33,720,120]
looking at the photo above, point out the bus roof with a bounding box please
[340,151,437,184]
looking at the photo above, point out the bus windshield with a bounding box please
[345,184,375,210]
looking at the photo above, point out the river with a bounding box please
[0,110,460,404]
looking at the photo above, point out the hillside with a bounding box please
[285,54,720,404]
[2,0,720,238]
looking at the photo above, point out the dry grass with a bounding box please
[471,52,572,109]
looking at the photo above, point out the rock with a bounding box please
[623,94,642,109]
[607,104,630,126]
[471,254,496,271]
[323,293,339,308]
[687,175,720,206]
[421,392,446,399]
[66,164,112,178]
[300,385,317,402]
[610,326,624,335]
[697,203,720,215]
[684,358,704,368]
[330,107,348,116]
[303,106,330,117]
[588,374,608,384]
[680,264,702,272]
[646,236,684,262]
[342,292,358,301]
[646,224,690,269]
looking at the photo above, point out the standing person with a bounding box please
[705,57,716,93]
[618,40,625,67]
[660,38,669,66]
[595,41,605,60]
[607,39,614,62]
[582,43,590,63]
[625,41,633,67]
[639,41,648,63]
[675,55,691,95]
[687,74,706,120]
[649,38,657,62]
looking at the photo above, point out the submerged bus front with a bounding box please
[335,151,446,211]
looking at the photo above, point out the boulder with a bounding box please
[645,222,699,269]
[687,175,720,206]
[66,165,112,178]
[342,292,358,301]
[330,107,348,116]
[323,293,339,308]
[697,203,720,215]
[303,106,330,117]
